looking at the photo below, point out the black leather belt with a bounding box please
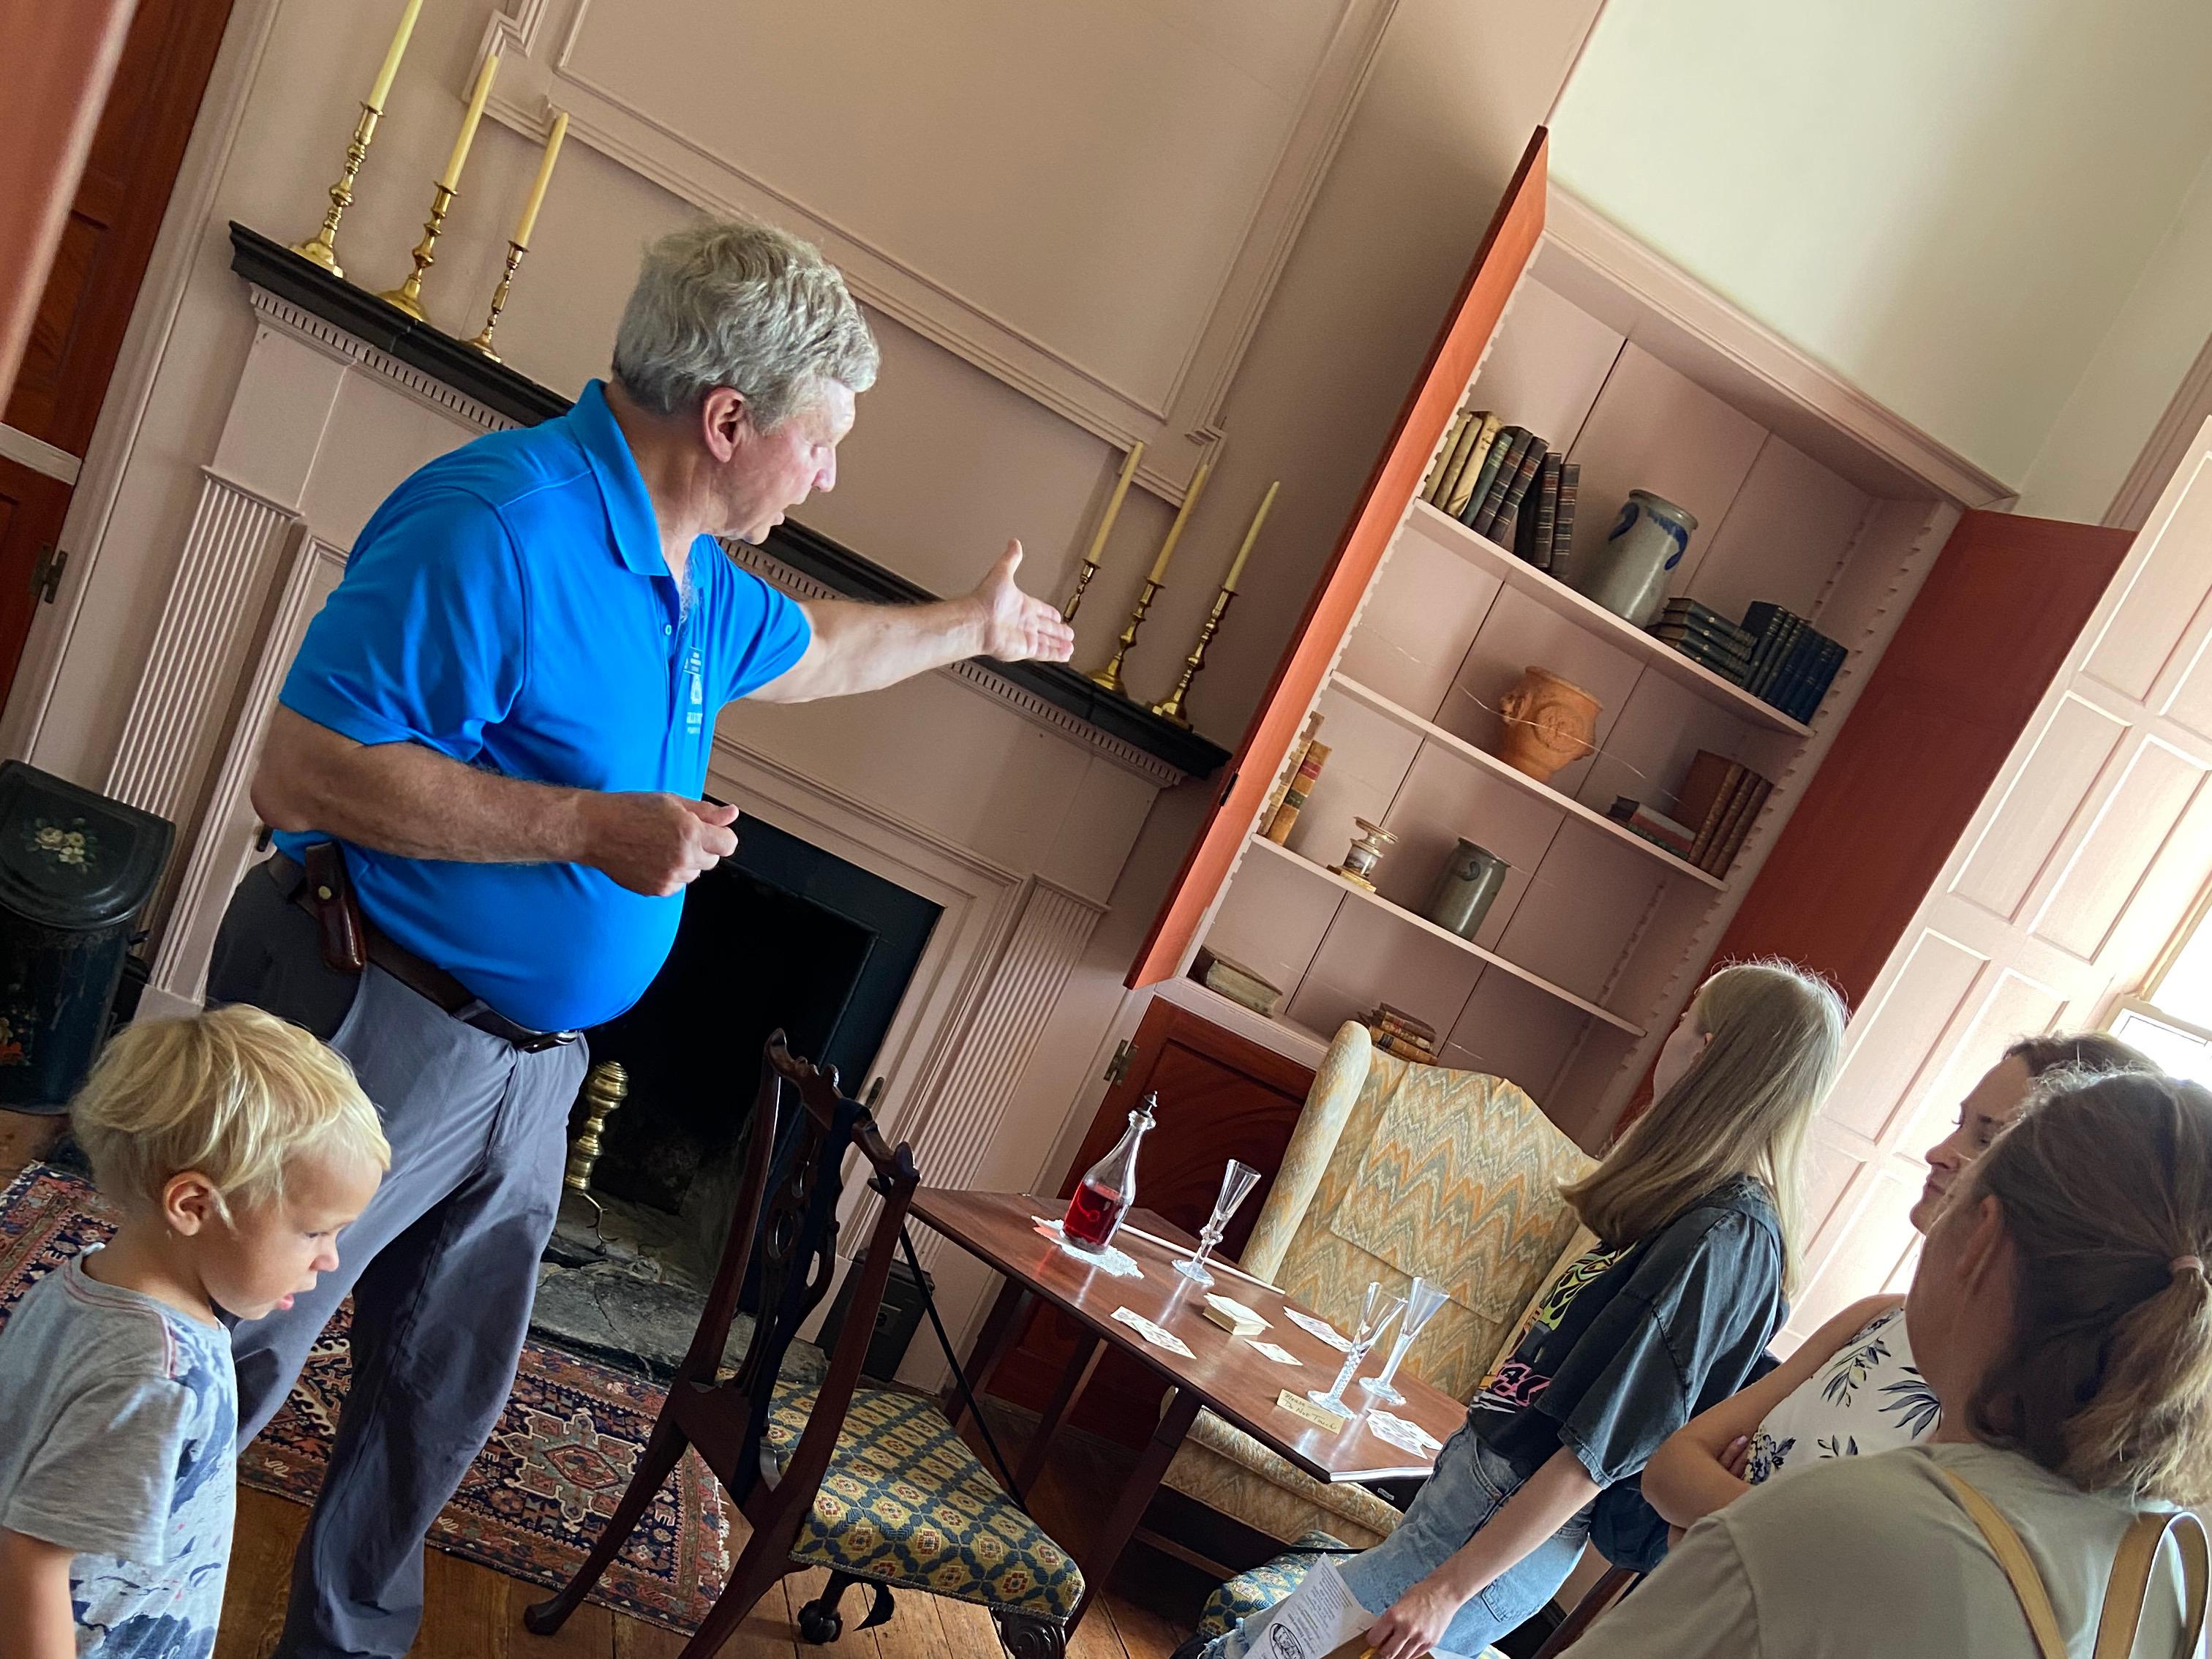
[266,854,579,1053]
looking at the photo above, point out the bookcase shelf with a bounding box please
[1244,834,1646,1037]
[1405,500,1814,739]
[1326,672,1727,890]
[1173,977,1335,1070]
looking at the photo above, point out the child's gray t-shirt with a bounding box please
[0,1249,236,1657]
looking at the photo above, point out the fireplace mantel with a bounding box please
[227,223,1228,784]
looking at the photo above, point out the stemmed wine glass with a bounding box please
[1309,1280,1408,1417]
[1358,1275,1449,1404]
[1175,1159,1263,1287]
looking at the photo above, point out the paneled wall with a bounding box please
[3,0,1600,1312]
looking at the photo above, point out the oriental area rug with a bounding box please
[0,1162,729,1631]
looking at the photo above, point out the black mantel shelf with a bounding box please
[230,222,1229,781]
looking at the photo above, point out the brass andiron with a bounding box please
[377,184,455,321]
[466,241,527,360]
[291,103,382,279]
[560,1059,628,1233]
[1088,578,1161,697]
[1151,585,1237,728]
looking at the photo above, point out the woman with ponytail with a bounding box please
[1574,1068,2212,1659]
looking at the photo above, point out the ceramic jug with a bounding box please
[1576,491,1697,627]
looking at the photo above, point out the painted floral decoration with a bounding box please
[27,820,94,870]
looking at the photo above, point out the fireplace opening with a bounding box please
[533,815,940,1377]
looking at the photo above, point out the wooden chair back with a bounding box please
[678,1031,919,1511]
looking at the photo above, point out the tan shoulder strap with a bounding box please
[2091,1508,2209,1659]
[1938,1467,2068,1659]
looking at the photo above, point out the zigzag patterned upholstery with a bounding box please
[1162,1021,1595,1546]
[764,1379,1085,1621]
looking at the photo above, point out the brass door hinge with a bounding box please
[1102,1039,1137,1087]
[28,543,67,605]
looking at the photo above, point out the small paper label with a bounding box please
[1277,1388,1352,1430]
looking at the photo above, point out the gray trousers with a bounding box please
[208,865,588,1659]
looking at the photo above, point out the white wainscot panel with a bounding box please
[1948,691,2130,924]
[2084,448,2212,704]
[1825,931,1989,1144]
[2030,736,2209,963]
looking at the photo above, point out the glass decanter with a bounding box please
[1358,1275,1450,1404]
[1310,1280,1407,1417]
[1175,1159,1262,1286]
[1064,1091,1156,1252]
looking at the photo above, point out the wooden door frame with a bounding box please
[0,0,282,765]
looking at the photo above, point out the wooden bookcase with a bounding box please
[1128,130,2009,1146]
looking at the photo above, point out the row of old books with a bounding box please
[1420,407,1581,579]
[1740,604,1845,721]
[1668,750,1774,876]
[1261,715,1329,845]
[1645,598,1846,723]
[1363,1003,1439,1064]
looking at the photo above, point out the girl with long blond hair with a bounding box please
[1574,1066,2212,1659]
[1194,960,1847,1659]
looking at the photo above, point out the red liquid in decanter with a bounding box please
[1063,1178,1128,1249]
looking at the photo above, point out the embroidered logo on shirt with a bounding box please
[685,647,704,737]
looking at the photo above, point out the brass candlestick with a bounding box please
[1060,559,1099,623]
[291,103,383,279]
[377,183,456,321]
[561,1059,629,1229]
[1151,585,1237,728]
[1088,578,1161,696]
[465,240,527,359]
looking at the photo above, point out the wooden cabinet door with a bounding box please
[0,0,234,703]
[1711,511,2134,1011]
[1789,422,2212,1340]
[989,997,1316,1443]
[1126,129,1550,989]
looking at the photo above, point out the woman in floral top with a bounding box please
[1642,1030,2149,1528]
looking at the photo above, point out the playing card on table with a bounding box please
[1249,1341,1303,1366]
[1112,1305,1195,1358]
[1282,1305,1353,1351]
[1366,1410,1443,1456]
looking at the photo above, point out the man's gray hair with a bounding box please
[612,217,879,429]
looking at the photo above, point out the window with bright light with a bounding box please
[2110,881,2212,1088]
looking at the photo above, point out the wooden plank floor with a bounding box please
[4,1112,1205,1658]
[214,1480,1190,1659]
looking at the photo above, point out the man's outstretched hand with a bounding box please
[973,541,1075,664]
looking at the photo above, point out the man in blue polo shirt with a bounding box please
[206,217,1074,1659]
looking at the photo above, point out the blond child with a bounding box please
[0,1005,388,1659]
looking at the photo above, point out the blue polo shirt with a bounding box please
[275,380,812,1031]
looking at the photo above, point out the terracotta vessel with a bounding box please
[1496,666,1600,783]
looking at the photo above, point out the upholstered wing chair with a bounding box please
[1159,1020,1598,1549]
